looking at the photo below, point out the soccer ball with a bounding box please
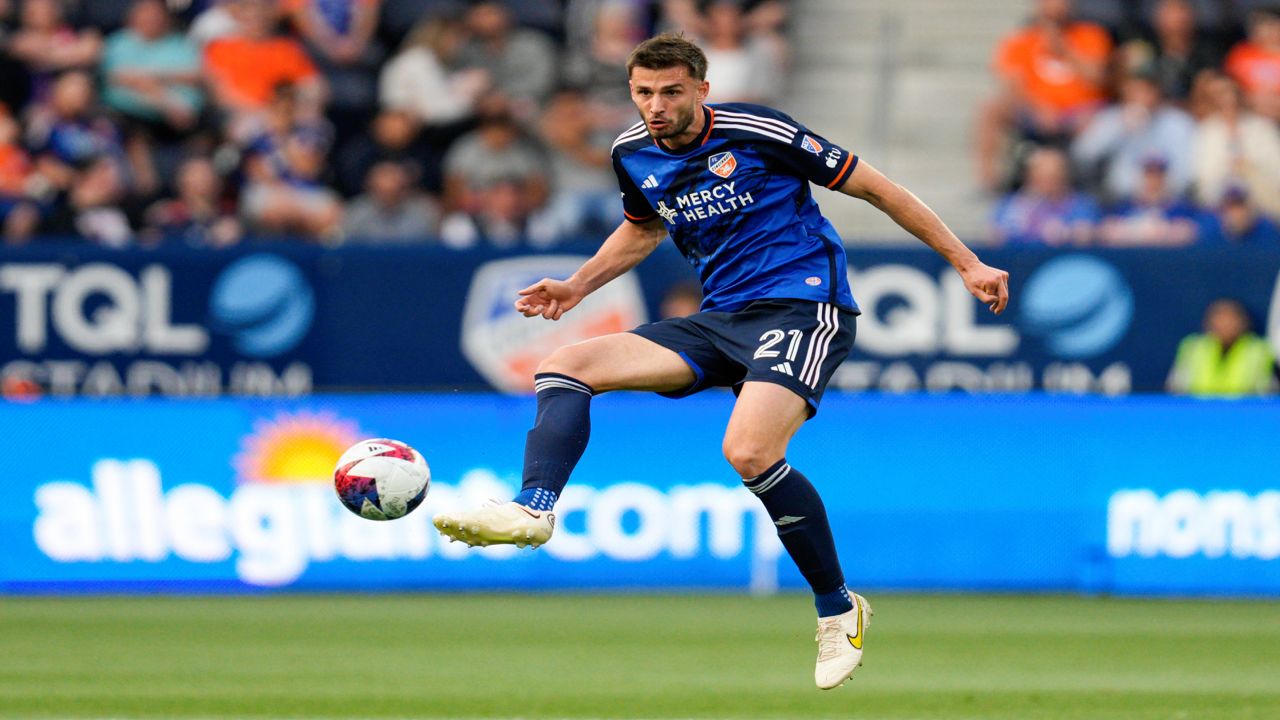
[333,438,430,520]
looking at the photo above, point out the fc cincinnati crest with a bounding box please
[707,151,737,178]
[800,135,823,155]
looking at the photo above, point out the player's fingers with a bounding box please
[994,277,1010,314]
[516,281,547,297]
[542,299,559,320]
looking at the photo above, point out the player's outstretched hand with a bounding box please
[959,261,1010,315]
[515,278,585,321]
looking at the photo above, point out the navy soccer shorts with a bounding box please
[629,299,857,417]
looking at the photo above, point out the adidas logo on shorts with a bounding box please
[770,362,794,376]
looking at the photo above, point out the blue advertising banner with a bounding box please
[0,244,1277,396]
[2,393,1278,595]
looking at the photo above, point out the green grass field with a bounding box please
[2,593,1278,719]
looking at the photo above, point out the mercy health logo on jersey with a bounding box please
[707,151,738,179]
[837,253,1136,394]
[29,410,781,588]
[460,256,647,392]
[1108,489,1280,560]
[666,181,756,224]
[0,253,313,398]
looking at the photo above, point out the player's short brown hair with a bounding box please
[626,33,708,81]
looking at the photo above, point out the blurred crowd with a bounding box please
[0,0,791,248]
[982,0,1280,247]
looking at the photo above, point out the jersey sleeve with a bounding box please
[748,109,859,191]
[612,150,658,223]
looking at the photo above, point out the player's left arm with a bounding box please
[838,160,1010,314]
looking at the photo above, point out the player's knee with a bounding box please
[722,438,780,479]
[537,345,593,384]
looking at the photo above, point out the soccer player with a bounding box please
[434,34,1010,690]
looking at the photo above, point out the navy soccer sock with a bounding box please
[744,458,853,617]
[513,373,594,511]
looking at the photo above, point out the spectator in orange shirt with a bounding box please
[203,0,326,127]
[1224,7,1280,122]
[977,0,1113,191]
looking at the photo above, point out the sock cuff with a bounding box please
[533,372,595,396]
[743,457,790,495]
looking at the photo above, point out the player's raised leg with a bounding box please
[433,333,695,547]
[723,381,872,690]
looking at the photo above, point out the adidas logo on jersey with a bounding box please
[641,174,659,189]
[771,362,794,376]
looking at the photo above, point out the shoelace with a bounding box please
[815,618,846,662]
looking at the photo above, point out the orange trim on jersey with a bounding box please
[826,153,855,189]
[624,209,657,222]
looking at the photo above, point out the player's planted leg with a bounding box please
[725,382,872,689]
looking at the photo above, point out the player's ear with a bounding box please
[697,80,709,102]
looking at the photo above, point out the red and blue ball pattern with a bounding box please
[333,439,429,520]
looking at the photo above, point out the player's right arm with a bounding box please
[838,160,1010,315]
[515,218,667,321]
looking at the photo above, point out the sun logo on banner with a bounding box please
[233,411,363,484]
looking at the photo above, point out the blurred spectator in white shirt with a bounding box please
[1193,71,1280,221]
[700,0,783,104]
[379,15,490,128]
[1072,69,1196,201]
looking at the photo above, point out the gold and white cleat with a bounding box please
[433,500,555,549]
[814,592,873,690]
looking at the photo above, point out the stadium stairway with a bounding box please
[787,0,1026,244]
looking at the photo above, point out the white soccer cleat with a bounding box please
[432,500,555,549]
[814,592,873,690]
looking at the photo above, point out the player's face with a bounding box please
[629,66,709,143]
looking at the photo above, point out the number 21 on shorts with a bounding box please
[754,329,803,361]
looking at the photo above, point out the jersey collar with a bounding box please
[654,106,715,155]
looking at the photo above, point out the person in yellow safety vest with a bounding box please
[1168,298,1277,397]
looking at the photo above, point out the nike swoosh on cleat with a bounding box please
[516,505,543,519]
[847,596,864,650]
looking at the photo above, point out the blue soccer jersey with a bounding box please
[612,102,860,313]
